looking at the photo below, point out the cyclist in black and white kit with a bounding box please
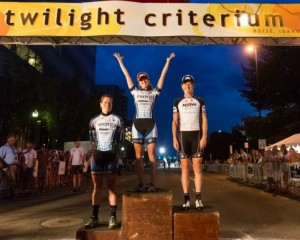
[114,52,175,191]
[84,94,124,229]
[172,75,208,210]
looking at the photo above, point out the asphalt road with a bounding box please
[0,169,299,240]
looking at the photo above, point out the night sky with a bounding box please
[94,0,299,154]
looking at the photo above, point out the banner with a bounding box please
[58,161,66,175]
[0,2,300,37]
[290,162,300,182]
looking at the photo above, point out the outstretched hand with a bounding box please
[167,52,176,61]
[113,52,124,61]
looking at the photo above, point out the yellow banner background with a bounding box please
[0,1,299,37]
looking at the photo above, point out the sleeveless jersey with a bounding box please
[89,113,124,151]
[130,87,160,119]
[173,96,206,132]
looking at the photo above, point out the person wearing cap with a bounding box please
[113,52,175,191]
[172,75,208,210]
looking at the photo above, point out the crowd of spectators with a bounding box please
[229,144,300,165]
[0,136,92,199]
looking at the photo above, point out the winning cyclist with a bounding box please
[113,52,175,191]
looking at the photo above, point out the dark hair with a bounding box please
[100,94,113,102]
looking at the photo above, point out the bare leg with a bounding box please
[180,158,190,193]
[147,143,157,185]
[134,143,144,184]
[107,174,117,206]
[78,174,81,189]
[73,174,77,189]
[192,157,202,193]
[92,174,103,205]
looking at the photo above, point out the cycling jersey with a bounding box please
[130,87,161,119]
[89,112,124,152]
[173,96,206,132]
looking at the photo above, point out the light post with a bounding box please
[246,45,262,138]
[246,45,261,119]
[32,110,39,118]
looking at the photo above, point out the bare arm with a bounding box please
[113,53,134,89]
[172,112,180,151]
[157,53,175,90]
[200,111,208,149]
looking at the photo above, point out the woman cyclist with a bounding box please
[113,52,175,191]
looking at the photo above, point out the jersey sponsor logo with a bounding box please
[97,122,118,128]
[136,94,155,100]
[182,103,197,107]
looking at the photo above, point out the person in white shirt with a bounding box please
[22,142,37,195]
[69,141,85,192]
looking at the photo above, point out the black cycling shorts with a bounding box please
[132,118,158,145]
[92,150,118,174]
[179,131,204,159]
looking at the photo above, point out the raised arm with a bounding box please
[157,53,175,90]
[113,53,134,89]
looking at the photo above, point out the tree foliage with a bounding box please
[241,47,300,144]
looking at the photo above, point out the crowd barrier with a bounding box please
[203,162,300,189]
[203,163,229,173]
[0,161,83,192]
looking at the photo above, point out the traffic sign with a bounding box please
[258,139,266,150]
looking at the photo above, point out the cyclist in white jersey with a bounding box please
[172,75,208,210]
[85,94,124,229]
[114,52,175,191]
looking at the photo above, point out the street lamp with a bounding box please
[159,147,166,155]
[32,110,39,118]
[245,44,261,119]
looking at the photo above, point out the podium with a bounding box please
[76,190,219,240]
[173,211,220,240]
[122,190,173,240]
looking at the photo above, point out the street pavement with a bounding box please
[0,169,300,240]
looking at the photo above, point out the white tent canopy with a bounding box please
[266,133,300,152]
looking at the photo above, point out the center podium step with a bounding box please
[122,190,173,240]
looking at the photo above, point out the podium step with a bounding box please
[173,211,220,240]
[122,190,173,240]
[76,222,122,240]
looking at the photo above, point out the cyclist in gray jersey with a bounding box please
[114,52,175,191]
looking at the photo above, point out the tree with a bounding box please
[241,47,300,143]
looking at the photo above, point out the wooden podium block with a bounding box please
[173,211,220,240]
[76,223,122,240]
[122,190,173,240]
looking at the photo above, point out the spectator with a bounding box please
[288,148,298,163]
[52,151,60,187]
[64,151,71,184]
[37,146,49,193]
[58,151,66,186]
[22,141,37,195]
[280,144,289,162]
[69,141,85,193]
[0,135,19,199]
